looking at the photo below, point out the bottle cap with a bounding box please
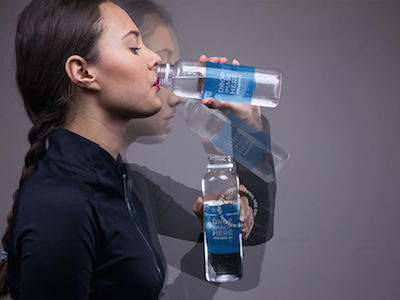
[158,63,171,88]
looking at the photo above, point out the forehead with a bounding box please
[142,15,177,52]
[147,26,174,51]
[99,2,139,37]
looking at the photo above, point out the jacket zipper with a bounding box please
[123,174,163,280]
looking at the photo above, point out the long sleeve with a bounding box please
[127,164,202,242]
[238,115,277,245]
[7,178,99,300]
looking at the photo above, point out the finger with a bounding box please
[241,116,261,130]
[232,58,240,65]
[201,97,214,107]
[193,197,204,227]
[243,209,254,240]
[199,54,208,62]
[241,210,254,240]
[239,186,252,222]
[200,138,226,155]
[239,190,254,240]
[210,57,227,63]
[239,195,250,224]
[201,97,228,110]
[200,99,232,121]
[193,196,204,216]
[239,184,248,196]
[199,55,229,64]
[207,56,220,63]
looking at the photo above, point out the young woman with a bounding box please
[0,0,207,299]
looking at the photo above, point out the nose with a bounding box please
[167,89,183,108]
[146,47,161,70]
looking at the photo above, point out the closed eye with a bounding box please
[131,47,142,54]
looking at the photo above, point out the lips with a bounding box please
[163,114,175,125]
[153,77,160,90]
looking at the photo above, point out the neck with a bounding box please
[119,144,129,159]
[64,108,128,161]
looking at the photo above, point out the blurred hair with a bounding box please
[114,0,174,41]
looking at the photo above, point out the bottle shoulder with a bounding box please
[202,171,238,180]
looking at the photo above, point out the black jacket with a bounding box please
[7,128,165,300]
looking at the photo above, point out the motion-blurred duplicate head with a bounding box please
[117,0,182,149]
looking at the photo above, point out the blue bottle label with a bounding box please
[202,62,255,104]
[204,203,241,254]
[211,113,271,170]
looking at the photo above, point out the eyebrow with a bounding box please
[155,48,174,55]
[122,30,140,40]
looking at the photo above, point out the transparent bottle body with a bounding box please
[180,99,226,140]
[159,59,282,108]
[201,157,243,282]
[177,99,290,183]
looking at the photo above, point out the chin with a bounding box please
[136,99,163,118]
[134,134,167,145]
[147,105,163,118]
[165,124,173,133]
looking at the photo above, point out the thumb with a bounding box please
[193,197,204,224]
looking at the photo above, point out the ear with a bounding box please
[65,55,100,91]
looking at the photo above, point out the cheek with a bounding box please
[100,50,140,82]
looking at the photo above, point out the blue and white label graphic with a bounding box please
[204,203,241,254]
[202,62,256,104]
[211,113,271,170]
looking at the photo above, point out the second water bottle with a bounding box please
[177,99,290,183]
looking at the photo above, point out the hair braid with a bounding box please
[0,115,59,297]
[0,0,107,297]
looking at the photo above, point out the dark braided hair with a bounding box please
[0,0,107,297]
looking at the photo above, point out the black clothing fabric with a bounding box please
[7,128,165,300]
[127,164,202,243]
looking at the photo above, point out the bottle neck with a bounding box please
[207,155,234,172]
[207,166,233,173]
[158,63,174,89]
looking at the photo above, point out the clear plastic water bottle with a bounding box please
[158,59,282,108]
[176,99,290,183]
[202,155,243,282]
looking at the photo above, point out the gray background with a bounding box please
[1,0,400,299]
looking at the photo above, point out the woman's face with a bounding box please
[123,14,181,145]
[92,2,162,119]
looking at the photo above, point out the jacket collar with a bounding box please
[45,127,124,180]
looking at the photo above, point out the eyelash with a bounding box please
[131,47,142,54]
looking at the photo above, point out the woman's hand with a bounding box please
[198,54,263,130]
[198,55,263,155]
[238,185,254,240]
[193,185,254,240]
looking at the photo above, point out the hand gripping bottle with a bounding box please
[158,59,282,108]
[176,99,290,183]
[202,155,242,282]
